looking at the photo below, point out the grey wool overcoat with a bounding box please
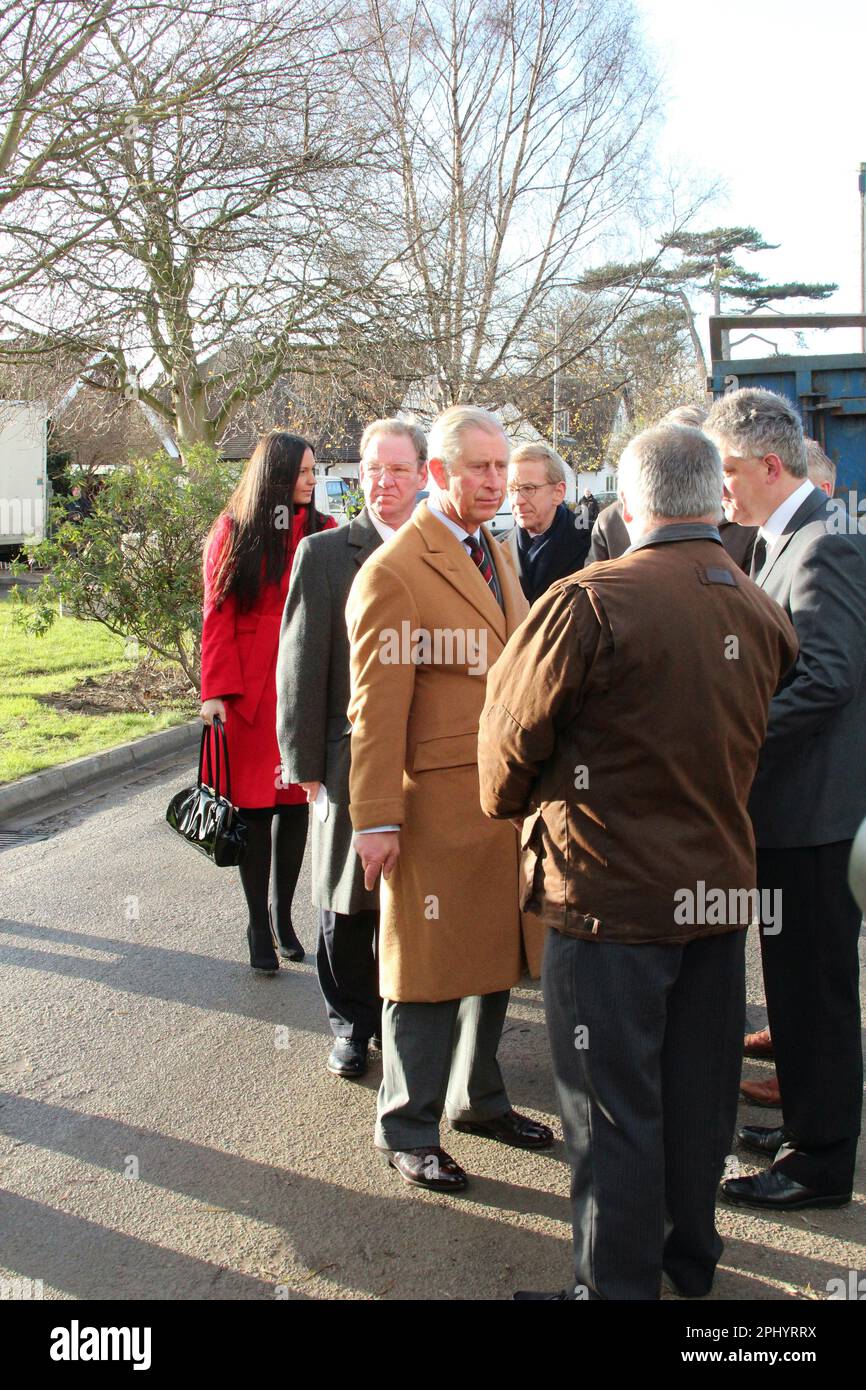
[276,507,382,914]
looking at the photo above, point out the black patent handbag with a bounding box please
[165,715,248,867]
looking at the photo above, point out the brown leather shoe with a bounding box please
[378,1145,468,1192]
[740,1075,781,1108]
[743,1027,773,1059]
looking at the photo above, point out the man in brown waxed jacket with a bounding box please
[478,424,798,1301]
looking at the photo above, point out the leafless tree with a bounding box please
[0,2,253,292]
[0,1,403,451]
[359,0,659,410]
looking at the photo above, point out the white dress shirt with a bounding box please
[367,510,396,543]
[426,495,481,542]
[759,479,816,553]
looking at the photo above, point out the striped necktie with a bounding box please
[464,534,494,590]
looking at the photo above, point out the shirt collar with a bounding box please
[759,479,816,547]
[366,509,396,542]
[427,496,481,543]
[625,521,722,555]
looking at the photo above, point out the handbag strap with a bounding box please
[197,723,211,789]
[212,714,232,803]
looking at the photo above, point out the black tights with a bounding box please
[238,804,309,949]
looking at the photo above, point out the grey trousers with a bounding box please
[543,928,745,1300]
[375,991,511,1150]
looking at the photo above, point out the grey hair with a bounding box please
[805,437,836,490]
[360,416,427,464]
[660,403,708,428]
[618,425,723,520]
[510,441,567,486]
[427,404,508,470]
[705,388,807,478]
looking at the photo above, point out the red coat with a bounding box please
[201,507,337,808]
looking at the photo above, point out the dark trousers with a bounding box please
[316,907,381,1043]
[758,842,863,1192]
[375,992,511,1150]
[543,928,745,1301]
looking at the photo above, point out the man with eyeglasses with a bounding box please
[501,443,591,604]
[277,417,428,1080]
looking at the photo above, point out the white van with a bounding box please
[0,401,48,552]
[488,495,516,537]
[314,475,355,523]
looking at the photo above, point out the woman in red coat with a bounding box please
[200,431,336,973]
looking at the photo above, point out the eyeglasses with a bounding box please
[506,482,557,499]
[365,464,418,479]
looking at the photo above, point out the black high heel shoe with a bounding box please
[246,924,279,974]
[269,906,305,962]
[276,933,305,963]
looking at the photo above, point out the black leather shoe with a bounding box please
[664,1272,714,1298]
[451,1109,554,1150]
[326,1039,368,1078]
[737,1125,786,1158]
[246,925,279,974]
[513,1289,575,1300]
[378,1146,468,1192]
[721,1168,852,1211]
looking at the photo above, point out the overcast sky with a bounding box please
[636,0,865,355]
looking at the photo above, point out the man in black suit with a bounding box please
[276,418,427,1079]
[500,442,590,603]
[706,387,866,1211]
[588,495,756,571]
[585,495,630,564]
[741,438,841,1076]
[587,404,757,571]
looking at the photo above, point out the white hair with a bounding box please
[660,403,708,428]
[427,405,508,470]
[805,437,835,490]
[618,425,723,520]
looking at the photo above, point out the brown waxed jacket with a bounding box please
[478,525,799,946]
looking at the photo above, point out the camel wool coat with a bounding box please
[346,501,542,1002]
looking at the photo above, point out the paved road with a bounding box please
[1,755,864,1301]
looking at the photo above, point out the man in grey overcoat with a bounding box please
[276,418,428,1078]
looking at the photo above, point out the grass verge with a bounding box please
[0,598,197,785]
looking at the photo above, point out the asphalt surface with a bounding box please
[0,754,864,1302]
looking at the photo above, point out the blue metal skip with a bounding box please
[709,352,866,493]
[708,315,866,495]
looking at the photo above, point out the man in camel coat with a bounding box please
[346,404,550,1194]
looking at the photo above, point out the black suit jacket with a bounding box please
[587,500,630,563]
[587,498,757,572]
[748,486,866,848]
